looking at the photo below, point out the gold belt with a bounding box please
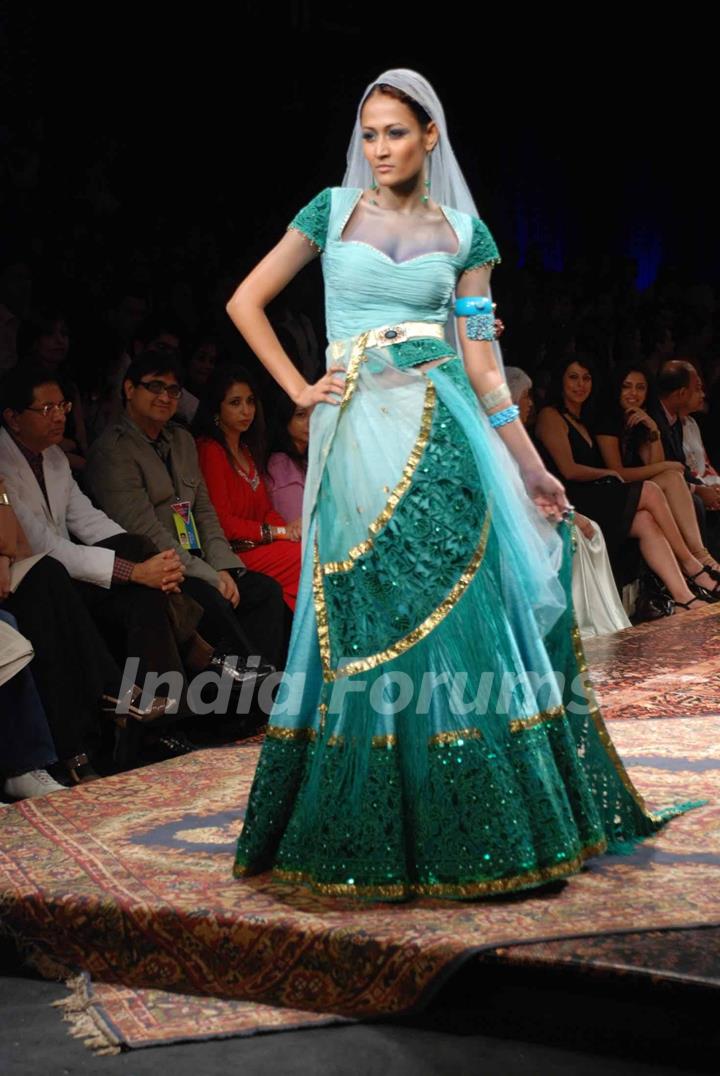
[330,321,444,360]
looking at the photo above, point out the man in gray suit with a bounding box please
[85,353,285,670]
[0,365,209,772]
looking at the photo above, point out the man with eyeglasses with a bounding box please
[85,352,285,675]
[0,365,217,771]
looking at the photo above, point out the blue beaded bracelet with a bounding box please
[466,313,495,341]
[488,404,520,428]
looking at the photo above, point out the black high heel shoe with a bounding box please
[673,596,705,613]
[683,568,720,603]
[698,560,720,583]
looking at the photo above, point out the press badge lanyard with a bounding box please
[149,436,203,554]
[171,500,202,552]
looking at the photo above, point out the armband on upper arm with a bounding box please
[455,296,495,341]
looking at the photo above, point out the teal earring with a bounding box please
[422,159,431,205]
[369,175,379,205]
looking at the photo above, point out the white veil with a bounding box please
[341,68,502,366]
[342,68,479,219]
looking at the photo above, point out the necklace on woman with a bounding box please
[231,447,260,491]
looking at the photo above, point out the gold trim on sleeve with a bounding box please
[287,225,322,253]
[461,257,502,274]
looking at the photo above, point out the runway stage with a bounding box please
[1,606,719,1053]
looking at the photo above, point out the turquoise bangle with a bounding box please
[488,404,520,429]
[455,296,493,317]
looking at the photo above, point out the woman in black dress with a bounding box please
[535,356,718,612]
[594,362,720,583]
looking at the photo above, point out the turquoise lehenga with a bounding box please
[234,187,685,900]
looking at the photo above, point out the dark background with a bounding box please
[1,4,717,376]
[3,7,716,271]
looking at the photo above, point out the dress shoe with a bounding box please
[207,654,276,687]
[4,769,66,799]
[57,754,102,785]
[101,685,179,722]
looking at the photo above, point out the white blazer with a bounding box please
[0,427,124,588]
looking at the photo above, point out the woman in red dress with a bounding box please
[196,367,301,611]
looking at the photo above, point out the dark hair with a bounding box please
[123,351,185,403]
[611,361,658,410]
[267,389,308,467]
[194,366,268,471]
[362,83,432,128]
[657,359,695,397]
[595,361,658,455]
[16,309,68,363]
[544,354,599,417]
[0,364,63,420]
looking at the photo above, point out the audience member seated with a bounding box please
[85,352,286,669]
[265,389,310,522]
[135,313,200,426]
[0,609,65,799]
[684,414,720,486]
[0,368,211,764]
[507,366,629,636]
[535,355,719,614]
[195,367,301,612]
[0,475,154,782]
[16,308,89,473]
[505,367,534,428]
[595,362,720,580]
[650,359,720,559]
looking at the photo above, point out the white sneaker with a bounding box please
[3,769,66,800]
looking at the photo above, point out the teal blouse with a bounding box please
[289,187,500,342]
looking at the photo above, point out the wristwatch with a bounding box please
[647,430,660,442]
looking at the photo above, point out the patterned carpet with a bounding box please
[584,603,720,720]
[1,610,719,1052]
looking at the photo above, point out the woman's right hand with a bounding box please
[285,518,302,542]
[625,408,658,431]
[295,366,346,408]
[603,470,625,482]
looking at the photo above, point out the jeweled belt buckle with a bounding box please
[380,325,407,344]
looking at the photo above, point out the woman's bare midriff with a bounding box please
[415,356,455,373]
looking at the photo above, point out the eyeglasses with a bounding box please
[25,400,73,417]
[137,380,182,399]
